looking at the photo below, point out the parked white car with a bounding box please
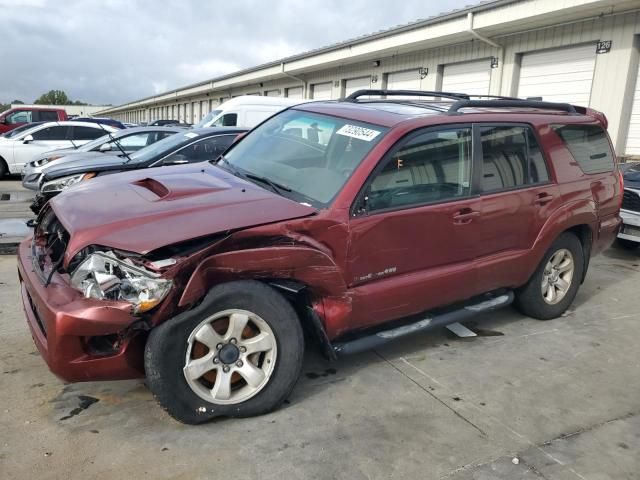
[194,96,304,129]
[0,121,118,177]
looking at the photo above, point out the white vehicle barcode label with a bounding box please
[336,124,381,142]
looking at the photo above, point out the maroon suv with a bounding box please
[17,91,622,424]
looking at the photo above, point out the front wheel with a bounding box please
[514,232,584,320]
[145,280,304,424]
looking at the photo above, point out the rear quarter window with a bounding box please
[552,125,614,174]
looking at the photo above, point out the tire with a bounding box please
[0,158,7,179]
[616,238,639,250]
[145,280,304,424]
[514,232,584,320]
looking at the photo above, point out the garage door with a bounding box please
[517,44,596,106]
[265,90,281,97]
[625,62,640,155]
[344,77,371,97]
[286,86,303,99]
[442,60,491,96]
[387,70,421,91]
[311,82,332,100]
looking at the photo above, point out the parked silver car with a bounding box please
[21,126,184,190]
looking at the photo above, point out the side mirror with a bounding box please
[99,143,112,152]
[23,134,34,144]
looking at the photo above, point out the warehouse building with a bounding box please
[98,0,640,156]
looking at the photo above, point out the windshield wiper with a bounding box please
[93,121,133,163]
[244,173,292,194]
[217,156,244,177]
[217,157,292,195]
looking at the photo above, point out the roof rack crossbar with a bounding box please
[448,99,577,114]
[346,89,470,101]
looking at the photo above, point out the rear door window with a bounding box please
[552,124,613,174]
[37,111,60,122]
[71,126,103,140]
[479,125,549,192]
[31,126,69,141]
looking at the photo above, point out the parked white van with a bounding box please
[194,96,303,129]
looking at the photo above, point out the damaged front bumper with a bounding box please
[17,237,145,382]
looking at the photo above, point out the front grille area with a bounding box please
[33,207,69,276]
[622,189,640,213]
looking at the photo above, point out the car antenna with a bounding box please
[93,121,132,163]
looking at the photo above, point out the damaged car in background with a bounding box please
[17,91,622,424]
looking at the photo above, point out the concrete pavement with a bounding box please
[1,244,639,479]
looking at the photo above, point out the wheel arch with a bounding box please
[176,246,347,359]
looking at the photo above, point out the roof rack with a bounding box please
[346,89,470,102]
[448,99,577,114]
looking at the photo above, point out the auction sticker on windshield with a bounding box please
[336,124,381,142]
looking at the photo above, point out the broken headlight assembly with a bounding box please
[70,251,172,314]
[41,172,96,193]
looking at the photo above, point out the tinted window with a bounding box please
[37,111,59,122]
[480,126,549,192]
[552,125,613,174]
[6,110,31,124]
[72,126,103,140]
[213,113,237,127]
[168,135,236,163]
[112,132,154,150]
[31,126,69,141]
[368,127,472,211]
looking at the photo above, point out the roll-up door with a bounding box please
[286,86,303,99]
[344,77,371,97]
[442,59,491,96]
[311,82,332,100]
[625,61,640,155]
[517,44,596,106]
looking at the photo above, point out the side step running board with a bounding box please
[332,292,514,357]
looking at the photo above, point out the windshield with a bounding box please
[127,130,202,163]
[222,109,388,207]
[194,110,222,128]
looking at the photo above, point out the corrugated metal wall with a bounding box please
[117,10,640,154]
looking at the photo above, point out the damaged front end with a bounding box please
[18,207,188,382]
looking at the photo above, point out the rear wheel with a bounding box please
[0,157,7,179]
[145,280,304,424]
[514,232,584,320]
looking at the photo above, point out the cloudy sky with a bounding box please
[0,0,474,107]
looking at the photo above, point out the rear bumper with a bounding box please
[17,238,145,382]
[593,214,622,254]
[618,209,640,244]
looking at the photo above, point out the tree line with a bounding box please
[0,90,90,111]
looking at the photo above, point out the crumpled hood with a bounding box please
[52,163,317,261]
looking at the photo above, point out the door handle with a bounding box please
[452,208,480,224]
[534,193,554,205]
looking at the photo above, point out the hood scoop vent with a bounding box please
[131,174,231,202]
[133,178,170,199]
